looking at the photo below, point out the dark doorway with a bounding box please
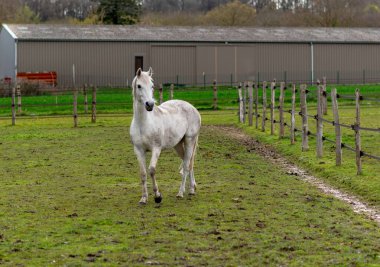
[135,56,144,73]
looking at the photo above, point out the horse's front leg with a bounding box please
[149,147,162,203]
[134,146,148,204]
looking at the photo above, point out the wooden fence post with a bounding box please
[92,86,97,123]
[248,81,253,126]
[322,76,328,115]
[331,88,342,166]
[279,82,285,138]
[316,85,324,158]
[242,82,247,123]
[213,80,218,110]
[270,80,276,135]
[290,83,296,144]
[300,84,309,151]
[11,87,16,126]
[73,89,78,128]
[355,88,362,175]
[170,84,174,100]
[261,81,267,132]
[84,84,88,114]
[159,84,163,104]
[238,83,244,123]
[17,86,22,113]
[255,81,259,129]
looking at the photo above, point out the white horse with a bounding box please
[130,68,201,204]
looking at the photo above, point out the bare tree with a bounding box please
[21,0,97,21]
[311,0,364,26]
[0,0,21,23]
[202,0,256,26]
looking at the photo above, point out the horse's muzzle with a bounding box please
[145,101,154,112]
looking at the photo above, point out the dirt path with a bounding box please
[210,125,380,225]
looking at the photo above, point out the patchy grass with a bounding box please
[0,116,379,266]
[240,103,380,208]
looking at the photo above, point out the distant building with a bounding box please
[1,24,380,86]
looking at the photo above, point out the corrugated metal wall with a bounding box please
[314,43,380,83]
[14,40,380,87]
[18,41,150,87]
[245,43,311,81]
[151,45,196,85]
[196,46,216,85]
[0,28,16,81]
[197,43,310,85]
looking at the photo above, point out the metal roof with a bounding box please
[3,24,380,43]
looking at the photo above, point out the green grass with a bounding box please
[1,83,379,117]
[0,86,239,116]
[0,116,379,265]
[240,103,380,208]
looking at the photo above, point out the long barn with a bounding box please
[2,24,380,87]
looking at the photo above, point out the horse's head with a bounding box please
[132,67,155,112]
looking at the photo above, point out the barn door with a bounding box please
[135,56,144,73]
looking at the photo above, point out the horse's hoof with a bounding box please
[139,197,147,205]
[176,192,184,198]
[154,194,163,203]
[189,190,196,195]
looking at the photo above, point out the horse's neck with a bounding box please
[133,102,153,126]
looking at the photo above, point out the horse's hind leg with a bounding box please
[188,136,198,195]
[189,170,197,195]
[174,140,185,175]
[177,136,197,198]
[149,147,162,203]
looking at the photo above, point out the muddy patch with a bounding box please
[208,125,380,225]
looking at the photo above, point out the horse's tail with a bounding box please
[178,135,199,176]
[189,135,198,171]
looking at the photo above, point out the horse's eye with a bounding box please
[137,84,141,89]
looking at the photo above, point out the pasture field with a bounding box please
[241,103,380,208]
[0,83,379,117]
[0,115,379,266]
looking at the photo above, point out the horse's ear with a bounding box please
[136,68,142,77]
[148,67,153,77]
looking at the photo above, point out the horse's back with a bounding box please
[158,100,201,136]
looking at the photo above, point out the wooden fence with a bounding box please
[237,80,380,175]
[4,81,221,127]
[7,85,99,127]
